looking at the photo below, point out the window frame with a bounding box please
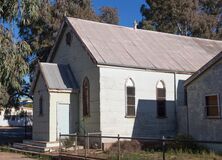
[125,78,136,118]
[156,80,167,118]
[39,96,43,116]
[82,77,90,117]
[66,31,72,46]
[205,94,220,119]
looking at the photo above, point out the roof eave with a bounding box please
[48,88,79,93]
[184,51,222,87]
[97,63,195,74]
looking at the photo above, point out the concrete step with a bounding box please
[13,140,84,153]
[23,140,59,148]
[13,143,53,152]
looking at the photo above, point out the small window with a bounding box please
[126,78,135,117]
[83,77,90,117]
[184,89,188,106]
[157,81,166,118]
[66,31,72,46]
[39,96,43,116]
[205,95,220,117]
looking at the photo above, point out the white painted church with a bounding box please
[29,17,222,149]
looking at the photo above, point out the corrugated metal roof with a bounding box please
[39,63,78,90]
[67,17,222,73]
[185,51,222,86]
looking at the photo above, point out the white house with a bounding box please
[28,17,222,150]
[0,97,33,127]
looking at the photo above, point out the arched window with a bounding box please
[126,78,135,116]
[156,80,166,117]
[83,77,90,117]
[39,96,43,116]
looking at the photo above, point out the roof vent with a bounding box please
[134,20,138,30]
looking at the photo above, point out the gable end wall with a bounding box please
[51,25,100,135]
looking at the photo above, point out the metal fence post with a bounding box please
[87,133,90,151]
[75,133,77,154]
[24,111,27,139]
[59,133,61,160]
[162,136,166,160]
[118,134,120,160]
[84,133,87,159]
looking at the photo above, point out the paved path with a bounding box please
[0,152,36,160]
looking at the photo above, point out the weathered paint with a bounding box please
[186,59,222,145]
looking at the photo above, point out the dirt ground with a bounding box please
[0,152,35,160]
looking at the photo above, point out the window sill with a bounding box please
[206,116,221,119]
[125,115,136,118]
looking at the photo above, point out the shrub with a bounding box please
[62,136,75,149]
[108,140,141,154]
[168,134,208,153]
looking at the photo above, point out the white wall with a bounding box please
[99,66,191,141]
[49,92,78,142]
[52,25,100,135]
[32,74,50,141]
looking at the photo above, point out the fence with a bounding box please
[59,133,222,160]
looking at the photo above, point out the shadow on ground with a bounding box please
[0,127,32,145]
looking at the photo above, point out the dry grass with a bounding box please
[107,150,222,160]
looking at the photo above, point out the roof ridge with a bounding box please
[67,17,222,43]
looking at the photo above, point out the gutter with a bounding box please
[174,72,178,134]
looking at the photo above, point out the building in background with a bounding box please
[0,97,33,127]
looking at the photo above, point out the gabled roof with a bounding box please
[31,63,79,93]
[185,51,222,86]
[48,17,222,73]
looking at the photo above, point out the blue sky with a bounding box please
[92,0,145,27]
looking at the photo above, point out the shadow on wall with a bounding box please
[132,99,176,138]
[177,80,186,106]
[176,80,189,136]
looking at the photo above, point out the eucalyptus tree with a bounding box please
[139,0,221,39]
[0,0,119,107]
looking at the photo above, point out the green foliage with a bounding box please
[0,0,119,108]
[0,25,31,107]
[18,0,119,62]
[169,135,208,153]
[99,7,119,24]
[139,0,222,39]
